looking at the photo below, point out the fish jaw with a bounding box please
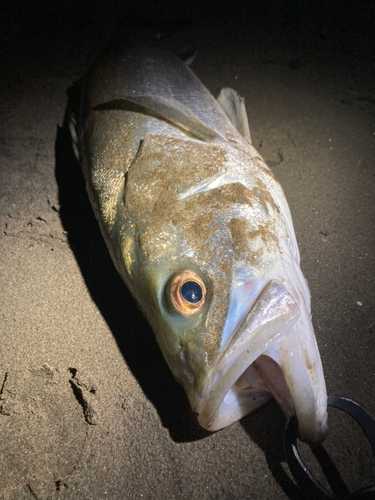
[191,280,327,443]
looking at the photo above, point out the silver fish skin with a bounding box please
[70,45,328,442]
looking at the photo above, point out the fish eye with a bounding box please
[170,271,206,316]
[181,281,203,303]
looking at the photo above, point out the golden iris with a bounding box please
[170,271,206,316]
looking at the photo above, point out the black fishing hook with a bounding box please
[284,396,375,499]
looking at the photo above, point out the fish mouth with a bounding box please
[195,280,328,443]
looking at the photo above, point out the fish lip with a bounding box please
[194,279,328,442]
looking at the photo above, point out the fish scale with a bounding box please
[70,45,327,442]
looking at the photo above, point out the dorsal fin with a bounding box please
[217,88,252,145]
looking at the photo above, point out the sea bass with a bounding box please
[69,45,327,442]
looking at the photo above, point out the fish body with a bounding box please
[70,46,327,442]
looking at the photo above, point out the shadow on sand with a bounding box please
[241,403,306,500]
[55,106,210,443]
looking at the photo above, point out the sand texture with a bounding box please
[1,1,375,498]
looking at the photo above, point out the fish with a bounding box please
[69,44,328,442]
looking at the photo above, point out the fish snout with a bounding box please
[194,280,327,442]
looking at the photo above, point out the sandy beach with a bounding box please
[1,1,374,498]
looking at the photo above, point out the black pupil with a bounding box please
[180,281,203,304]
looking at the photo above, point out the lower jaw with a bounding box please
[197,353,294,432]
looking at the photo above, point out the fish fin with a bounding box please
[94,95,219,142]
[217,88,252,145]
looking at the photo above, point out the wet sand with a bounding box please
[1,1,374,498]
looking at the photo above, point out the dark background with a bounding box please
[1,1,374,498]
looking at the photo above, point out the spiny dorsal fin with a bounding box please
[217,88,252,145]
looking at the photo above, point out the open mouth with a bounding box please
[194,280,327,442]
[198,352,295,431]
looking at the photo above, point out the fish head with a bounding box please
[119,133,327,443]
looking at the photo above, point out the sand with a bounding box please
[1,1,374,498]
